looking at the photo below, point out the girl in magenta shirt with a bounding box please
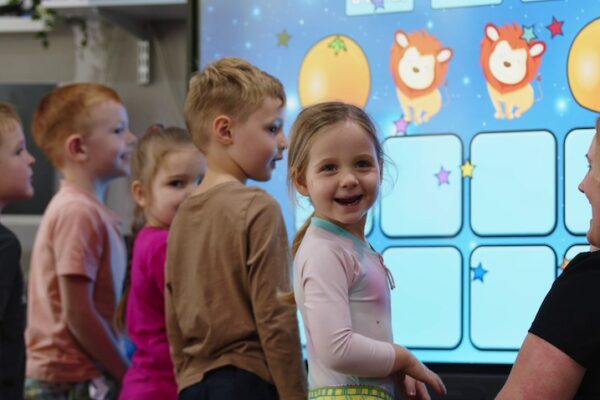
[116,125,206,400]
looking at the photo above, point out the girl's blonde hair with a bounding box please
[114,124,195,332]
[287,101,384,256]
[129,124,195,237]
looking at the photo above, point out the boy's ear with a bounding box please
[65,134,87,162]
[212,115,233,145]
[131,180,146,208]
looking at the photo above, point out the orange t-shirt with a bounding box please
[26,181,126,382]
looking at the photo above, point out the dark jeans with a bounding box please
[179,366,279,400]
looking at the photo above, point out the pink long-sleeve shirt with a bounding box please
[120,226,176,400]
[294,217,396,393]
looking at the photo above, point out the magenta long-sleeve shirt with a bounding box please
[120,226,177,400]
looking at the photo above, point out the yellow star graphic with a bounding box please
[461,160,475,178]
[277,30,291,47]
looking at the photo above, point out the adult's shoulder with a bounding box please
[556,251,600,287]
[567,250,600,270]
[539,250,600,302]
[530,250,600,368]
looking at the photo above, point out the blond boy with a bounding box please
[25,84,136,399]
[0,102,35,400]
[165,58,307,399]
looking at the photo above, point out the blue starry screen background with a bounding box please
[198,0,598,365]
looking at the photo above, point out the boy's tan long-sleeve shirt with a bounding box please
[165,181,307,399]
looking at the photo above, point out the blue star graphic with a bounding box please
[521,25,536,43]
[471,263,488,282]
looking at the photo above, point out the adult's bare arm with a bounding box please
[496,333,585,399]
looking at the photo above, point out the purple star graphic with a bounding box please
[372,0,385,10]
[393,117,409,135]
[435,166,450,185]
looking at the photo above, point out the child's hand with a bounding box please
[404,361,446,399]
[393,346,447,398]
[396,374,436,400]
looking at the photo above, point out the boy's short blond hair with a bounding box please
[32,83,121,168]
[0,102,22,147]
[184,57,286,153]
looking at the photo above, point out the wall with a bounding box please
[0,16,189,270]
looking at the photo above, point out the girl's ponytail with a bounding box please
[278,212,315,305]
[292,211,314,256]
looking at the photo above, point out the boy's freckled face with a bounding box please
[229,97,287,182]
[83,100,138,182]
[0,122,35,204]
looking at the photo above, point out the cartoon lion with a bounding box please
[481,23,546,119]
[390,30,452,124]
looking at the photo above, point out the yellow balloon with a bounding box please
[568,18,600,112]
[298,35,371,108]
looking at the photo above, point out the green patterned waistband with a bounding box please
[308,385,394,400]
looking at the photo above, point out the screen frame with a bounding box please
[189,0,593,373]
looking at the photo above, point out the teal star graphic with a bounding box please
[277,29,291,47]
[521,25,536,43]
[328,36,347,55]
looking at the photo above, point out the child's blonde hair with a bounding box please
[184,57,286,153]
[288,102,384,256]
[114,124,194,332]
[129,124,195,236]
[32,83,121,168]
[0,102,22,146]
